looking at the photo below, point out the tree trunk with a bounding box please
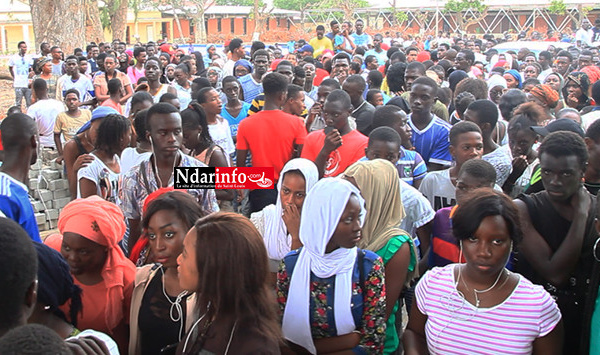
[108,0,129,42]
[171,2,185,42]
[464,8,488,32]
[194,8,207,43]
[30,0,86,55]
[85,0,104,44]
[252,0,261,41]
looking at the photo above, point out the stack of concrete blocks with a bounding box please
[28,149,71,232]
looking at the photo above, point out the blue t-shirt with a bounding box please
[351,33,371,47]
[221,101,251,138]
[238,74,262,104]
[408,113,452,166]
[360,147,426,186]
[0,172,41,242]
[397,147,427,185]
[364,49,388,66]
[334,35,352,53]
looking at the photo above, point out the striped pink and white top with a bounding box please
[416,264,561,355]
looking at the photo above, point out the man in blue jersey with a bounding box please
[239,49,270,104]
[351,19,372,48]
[407,76,452,171]
[0,113,41,242]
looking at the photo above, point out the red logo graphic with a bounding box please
[174,167,275,189]
[214,167,274,189]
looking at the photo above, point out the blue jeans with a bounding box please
[14,87,32,108]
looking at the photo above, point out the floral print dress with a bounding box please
[277,248,387,354]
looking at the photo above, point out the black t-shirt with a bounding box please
[516,191,597,354]
[139,273,190,355]
[585,181,600,196]
[353,100,376,136]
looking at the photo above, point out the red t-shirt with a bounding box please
[301,129,368,177]
[236,110,307,181]
[313,68,330,87]
[101,98,124,115]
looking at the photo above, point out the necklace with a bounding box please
[152,150,180,188]
[160,267,189,341]
[458,266,509,308]
[224,320,237,354]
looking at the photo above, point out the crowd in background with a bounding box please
[1,15,600,355]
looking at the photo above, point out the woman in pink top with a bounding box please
[404,189,563,355]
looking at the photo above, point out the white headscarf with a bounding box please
[262,158,319,261]
[282,178,365,354]
[487,73,508,100]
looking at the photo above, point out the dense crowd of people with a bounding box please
[2,15,600,354]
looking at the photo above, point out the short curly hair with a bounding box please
[538,131,588,169]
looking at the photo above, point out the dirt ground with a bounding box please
[0,68,16,119]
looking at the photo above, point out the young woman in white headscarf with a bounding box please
[343,159,418,355]
[277,178,387,354]
[250,158,319,274]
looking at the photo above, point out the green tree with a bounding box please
[273,0,320,26]
[217,0,255,5]
[317,0,369,20]
[548,0,589,28]
[444,0,488,33]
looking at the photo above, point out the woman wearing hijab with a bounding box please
[159,53,171,70]
[207,66,224,91]
[29,242,83,339]
[45,196,136,353]
[527,84,560,121]
[162,63,177,85]
[129,191,205,355]
[487,74,508,105]
[543,72,566,115]
[29,243,121,354]
[278,178,387,354]
[203,44,217,66]
[234,59,253,78]
[343,159,418,355]
[504,69,522,89]
[563,72,592,112]
[251,158,319,274]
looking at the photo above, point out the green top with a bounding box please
[375,234,417,355]
[590,285,600,354]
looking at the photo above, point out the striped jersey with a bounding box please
[239,74,263,104]
[0,172,41,242]
[415,264,561,354]
[408,113,452,166]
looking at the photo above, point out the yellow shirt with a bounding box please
[53,109,92,141]
[309,37,334,58]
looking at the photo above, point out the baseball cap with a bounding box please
[77,106,120,134]
[530,118,585,138]
[298,44,314,54]
[321,49,334,59]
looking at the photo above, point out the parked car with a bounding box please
[492,41,572,56]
